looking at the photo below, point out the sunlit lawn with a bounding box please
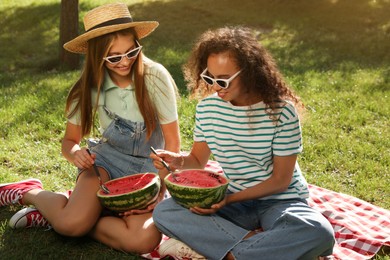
[0,0,389,259]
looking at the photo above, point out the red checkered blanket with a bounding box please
[308,184,389,259]
[144,160,390,260]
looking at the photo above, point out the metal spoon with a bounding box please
[150,147,178,181]
[86,149,110,194]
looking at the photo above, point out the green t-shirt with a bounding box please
[68,58,178,134]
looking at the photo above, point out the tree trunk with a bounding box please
[59,0,79,70]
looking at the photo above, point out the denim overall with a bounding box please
[87,90,164,180]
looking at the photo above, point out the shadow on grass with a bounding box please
[1,1,389,259]
[0,206,143,259]
[1,0,389,79]
[0,72,71,140]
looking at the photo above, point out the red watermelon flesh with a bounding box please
[105,173,156,194]
[167,170,227,187]
[164,169,229,208]
[97,173,160,212]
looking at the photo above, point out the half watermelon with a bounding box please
[165,169,229,209]
[97,173,160,212]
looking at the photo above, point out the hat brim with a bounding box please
[64,21,159,54]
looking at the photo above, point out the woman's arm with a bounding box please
[160,120,180,153]
[61,121,94,169]
[226,154,297,204]
[150,141,211,172]
[192,154,297,214]
[157,120,181,189]
[183,141,212,170]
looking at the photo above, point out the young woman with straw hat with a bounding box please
[0,2,180,254]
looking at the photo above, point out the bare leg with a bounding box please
[20,168,161,253]
[22,168,106,236]
[90,212,162,254]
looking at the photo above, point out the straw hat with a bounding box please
[64,3,159,54]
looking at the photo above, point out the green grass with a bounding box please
[1,0,389,259]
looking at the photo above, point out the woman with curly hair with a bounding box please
[151,26,335,260]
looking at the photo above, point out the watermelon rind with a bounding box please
[164,169,229,209]
[97,173,161,212]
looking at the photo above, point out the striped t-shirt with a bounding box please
[194,94,309,200]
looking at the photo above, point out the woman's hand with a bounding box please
[150,149,183,171]
[189,196,228,215]
[73,148,95,169]
[119,197,160,216]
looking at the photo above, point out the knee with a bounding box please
[154,199,182,220]
[153,200,172,225]
[154,200,169,216]
[308,222,335,251]
[51,215,94,237]
[120,231,162,254]
[319,227,335,251]
[137,234,162,254]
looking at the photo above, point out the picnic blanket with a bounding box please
[307,184,389,259]
[143,160,390,260]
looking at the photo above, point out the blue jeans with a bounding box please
[153,197,335,260]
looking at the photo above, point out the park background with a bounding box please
[0,0,389,259]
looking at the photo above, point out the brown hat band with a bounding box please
[87,17,133,32]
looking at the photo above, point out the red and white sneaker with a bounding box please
[9,207,50,229]
[158,238,206,260]
[0,178,43,206]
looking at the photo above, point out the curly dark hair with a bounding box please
[183,26,303,116]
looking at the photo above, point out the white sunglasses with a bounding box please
[200,68,242,89]
[103,41,142,64]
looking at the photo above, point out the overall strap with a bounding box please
[98,88,116,119]
[103,106,116,119]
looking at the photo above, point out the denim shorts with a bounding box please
[78,112,164,180]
